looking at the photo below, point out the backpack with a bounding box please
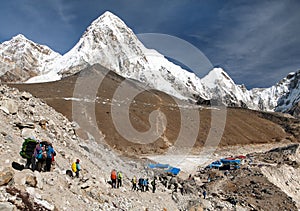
[71,162,77,172]
[19,138,38,159]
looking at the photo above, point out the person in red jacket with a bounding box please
[111,169,117,188]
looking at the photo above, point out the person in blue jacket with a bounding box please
[75,159,81,178]
[45,143,56,172]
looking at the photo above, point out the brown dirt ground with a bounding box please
[8,64,300,155]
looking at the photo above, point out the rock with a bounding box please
[39,120,48,130]
[0,202,16,211]
[0,131,7,136]
[34,198,55,211]
[46,178,55,186]
[0,99,18,114]
[21,92,31,100]
[21,128,36,138]
[0,167,14,186]
[15,122,35,129]
[25,175,37,187]
[71,121,79,128]
[14,169,36,187]
[79,144,90,152]
[0,106,10,115]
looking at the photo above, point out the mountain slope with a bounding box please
[0,34,61,82]
[10,64,300,155]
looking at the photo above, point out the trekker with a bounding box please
[45,143,56,172]
[34,142,43,172]
[144,178,149,191]
[151,178,156,193]
[111,169,117,188]
[117,171,123,188]
[29,142,40,171]
[138,178,144,191]
[132,176,137,191]
[22,137,38,171]
[72,159,81,178]
[50,143,56,165]
[25,156,35,171]
[203,190,207,199]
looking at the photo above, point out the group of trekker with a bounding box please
[110,169,123,188]
[131,176,157,193]
[20,138,165,195]
[22,137,56,172]
[110,169,157,193]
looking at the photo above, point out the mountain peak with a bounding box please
[12,34,28,40]
[209,67,230,79]
[4,34,30,44]
[202,67,234,88]
[100,11,119,19]
[90,11,125,28]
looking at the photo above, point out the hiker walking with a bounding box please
[131,176,137,191]
[34,141,44,172]
[138,178,144,191]
[50,143,56,166]
[144,178,149,191]
[72,159,81,178]
[117,171,123,188]
[20,137,38,171]
[151,178,157,193]
[111,169,117,188]
[45,143,56,172]
[203,190,207,199]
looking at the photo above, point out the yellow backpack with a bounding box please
[71,162,77,172]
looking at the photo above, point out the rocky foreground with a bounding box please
[0,84,299,211]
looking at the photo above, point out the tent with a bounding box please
[165,167,181,175]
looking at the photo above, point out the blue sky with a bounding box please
[1,0,300,88]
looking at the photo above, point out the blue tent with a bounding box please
[220,158,241,165]
[165,167,181,175]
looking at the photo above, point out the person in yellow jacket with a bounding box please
[117,171,123,188]
[131,175,137,191]
[72,159,81,178]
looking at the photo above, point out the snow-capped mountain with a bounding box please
[0,34,61,82]
[199,67,300,115]
[0,11,299,117]
[273,71,300,113]
[200,68,252,108]
[26,11,207,101]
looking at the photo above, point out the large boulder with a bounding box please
[0,99,18,114]
[14,169,43,189]
[0,167,14,186]
[0,202,16,211]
